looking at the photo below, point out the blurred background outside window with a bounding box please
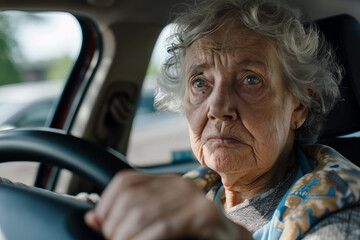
[127,25,192,167]
[0,11,82,184]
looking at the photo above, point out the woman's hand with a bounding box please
[84,170,252,240]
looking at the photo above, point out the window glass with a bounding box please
[127,25,192,167]
[0,11,82,184]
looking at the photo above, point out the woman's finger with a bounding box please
[84,210,102,232]
[95,171,151,225]
[100,175,191,239]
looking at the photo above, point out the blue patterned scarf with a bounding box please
[184,145,360,239]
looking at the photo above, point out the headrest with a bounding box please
[317,14,360,138]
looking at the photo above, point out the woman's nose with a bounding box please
[207,86,238,121]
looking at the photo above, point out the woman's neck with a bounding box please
[221,152,295,211]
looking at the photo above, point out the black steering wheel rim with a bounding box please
[0,128,132,240]
[0,128,131,190]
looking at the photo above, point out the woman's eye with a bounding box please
[243,75,260,85]
[193,79,207,88]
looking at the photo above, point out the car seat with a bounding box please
[316,14,360,166]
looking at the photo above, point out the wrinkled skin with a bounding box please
[85,20,307,240]
[85,171,251,240]
[183,22,307,209]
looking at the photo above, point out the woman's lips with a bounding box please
[205,135,242,145]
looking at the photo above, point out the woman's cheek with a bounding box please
[189,128,206,166]
[188,117,207,165]
[188,89,209,106]
[184,91,209,136]
[185,102,209,166]
[237,85,267,104]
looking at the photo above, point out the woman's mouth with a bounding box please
[205,135,242,145]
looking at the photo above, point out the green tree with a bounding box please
[0,13,21,85]
[46,55,74,81]
[0,12,46,86]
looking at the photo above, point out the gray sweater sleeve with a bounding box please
[302,205,360,240]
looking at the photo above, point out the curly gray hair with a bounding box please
[155,0,342,144]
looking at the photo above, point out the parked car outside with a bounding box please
[0,78,191,166]
[0,81,64,130]
[0,81,63,183]
[0,78,192,183]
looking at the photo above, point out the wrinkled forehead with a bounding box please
[203,21,270,47]
[184,23,277,72]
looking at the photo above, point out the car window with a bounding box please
[0,11,82,184]
[127,25,193,167]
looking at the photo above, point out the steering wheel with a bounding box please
[0,128,132,240]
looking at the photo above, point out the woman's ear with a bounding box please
[291,102,308,130]
[291,88,313,130]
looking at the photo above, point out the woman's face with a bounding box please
[183,23,307,187]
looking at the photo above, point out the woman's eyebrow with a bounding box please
[186,63,210,76]
[186,59,267,76]
[235,58,266,68]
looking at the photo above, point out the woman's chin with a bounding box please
[203,148,254,174]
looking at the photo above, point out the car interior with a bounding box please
[0,0,359,239]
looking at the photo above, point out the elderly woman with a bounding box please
[85,0,360,239]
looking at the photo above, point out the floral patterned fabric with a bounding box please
[184,144,360,240]
[272,145,360,239]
